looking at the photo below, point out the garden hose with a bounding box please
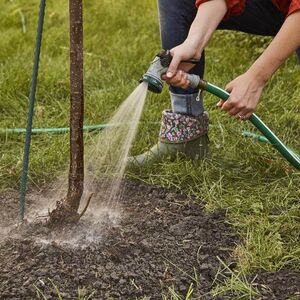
[0,124,110,135]
[1,123,298,156]
[142,50,300,170]
[187,75,300,171]
[0,122,282,144]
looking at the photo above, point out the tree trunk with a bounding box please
[65,0,84,211]
[49,0,84,224]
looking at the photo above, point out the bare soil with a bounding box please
[0,180,299,299]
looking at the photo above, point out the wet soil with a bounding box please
[0,180,299,299]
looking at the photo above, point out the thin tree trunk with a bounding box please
[65,0,84,211]
[49,0,84,224]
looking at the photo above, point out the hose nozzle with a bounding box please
[141,50,172,94]
[142,50,204,93]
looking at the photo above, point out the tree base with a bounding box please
[48,193,93,226]
[48,200,80,226]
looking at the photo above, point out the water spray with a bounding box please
[142,50,300,171]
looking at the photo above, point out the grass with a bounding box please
[34,278,95,299]
[162,284,194,300]
[211,257,260,299]
[0,0,299,298]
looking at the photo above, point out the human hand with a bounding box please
[217,72,266,120]
[162,69,191,89]
[161,41,202,87]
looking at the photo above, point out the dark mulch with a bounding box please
[0,180,299,299]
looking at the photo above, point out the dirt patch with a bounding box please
[0,180,299,299]
[254,270,300,299]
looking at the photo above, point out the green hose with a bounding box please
[203,81,300,171]
[0,124,110,135]
[2,83,299,171]
[0,123,279,143]
[1,123,297,153]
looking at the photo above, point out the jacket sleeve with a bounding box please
[195,0,245,19]
[287,0,300,16]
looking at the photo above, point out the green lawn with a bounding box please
[1,0,299,297]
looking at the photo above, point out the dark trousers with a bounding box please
[158,0,300,95]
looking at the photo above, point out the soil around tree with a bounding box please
[0,180,299,299]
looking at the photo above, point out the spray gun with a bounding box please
[140,50,300,170]
[141,49,203,93]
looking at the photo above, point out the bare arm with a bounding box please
[248,11,300,83]
[166,0,227,78]
[220,10,300,119]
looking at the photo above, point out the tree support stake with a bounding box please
[19,0,46,222]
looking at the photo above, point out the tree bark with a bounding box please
[65,0,84,211]
[49,0,84,225]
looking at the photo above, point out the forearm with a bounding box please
[248,10,300,83]
[186,0,227,53]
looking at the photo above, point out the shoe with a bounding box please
[128,109,209,166]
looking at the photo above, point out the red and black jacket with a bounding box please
[195,0,300,19]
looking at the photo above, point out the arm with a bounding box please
[247,11,300,83]
[219,10,300,119]
[164,0,227,85]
